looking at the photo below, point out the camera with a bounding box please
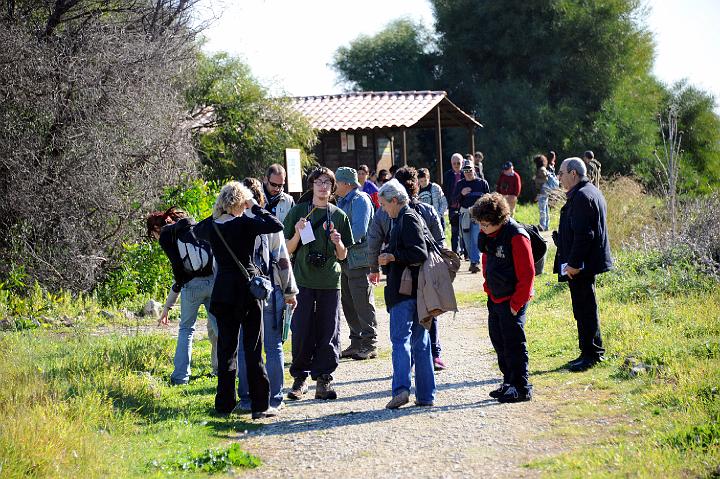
[307,251,327,267]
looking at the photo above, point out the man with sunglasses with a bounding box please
[263,163,295,223]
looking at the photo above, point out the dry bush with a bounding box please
[0,1,204,292]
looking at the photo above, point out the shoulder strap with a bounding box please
[212,221,251,282]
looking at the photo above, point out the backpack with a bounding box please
[175,225,212,274]
[517,222,548,274]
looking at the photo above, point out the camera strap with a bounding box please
[307,203,331,256]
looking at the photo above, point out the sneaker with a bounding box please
[433,357,447,371]
[414,399,434,407]
[287,377,308,400]
[497,385,532,403]
[231,403,252,414]
[489,383,510,399]
[315,374,337,400]
[352,347,378,360]
[385,390,410,409]
[340,345,359,358]
[251,406,279,419]
[469,263,480,274]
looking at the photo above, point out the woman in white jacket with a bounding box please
[417,168,448,229]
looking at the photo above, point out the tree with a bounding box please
[332,18,438,92]
[186,52,317,181]
[662,80,720,194]
[431,0,658,193]
[0,0,203,292]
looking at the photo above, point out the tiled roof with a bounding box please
[291,91,481,132]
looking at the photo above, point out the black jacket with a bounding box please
[194,205,283,305]
[158,218,214,292]
[443,169,462,210]
[554,180,613,279]
[383,206,429,311]
[479,218,529,298]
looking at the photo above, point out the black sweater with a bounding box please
[194,205,283,305]
[383,206,429,311]
[158,218,214,293]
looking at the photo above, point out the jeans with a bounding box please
[340,264,377,349]
[389,299,436,403]
[171,276,219,385]
[237,286,285,408]
[487,299,531,392]
[461,220,480,264]
[538,194,550,231]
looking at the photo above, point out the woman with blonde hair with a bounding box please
[194,181,284,418]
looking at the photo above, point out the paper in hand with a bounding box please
[561,262,584,276]
[299,223,315,245]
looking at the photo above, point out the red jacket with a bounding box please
[496,172,522,196]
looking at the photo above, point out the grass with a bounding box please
[0,331,260,478]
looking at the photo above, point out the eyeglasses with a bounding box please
[267,180,284,189]
[479,222,494,228]
[313,180,333,188]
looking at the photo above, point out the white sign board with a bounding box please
[285,148,303,193]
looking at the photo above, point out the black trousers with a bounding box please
[449,208,461,254]
[210,296,270,414]
[568,275,605,358]
[290,287,340,381]
[487,299,530,391]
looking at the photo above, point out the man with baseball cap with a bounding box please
[335,167,377,360]
[452,159,490,273]
[496,161,522,216]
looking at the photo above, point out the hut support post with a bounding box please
[436,106,443,184]
[402,128,408,166]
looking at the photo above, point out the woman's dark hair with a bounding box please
[470,193,511,226]
[243,177,266,207]
[394,166,419,198]
[146,206,187,238]
[377,169,390,184]
[358,164,370,173]
[417,168,429,179]
[533,154,548,169]
[306,166,336,191]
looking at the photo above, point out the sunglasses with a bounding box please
[267,180,284,189]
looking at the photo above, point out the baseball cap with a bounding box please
[461,159,474,170]
[502,161,513,170]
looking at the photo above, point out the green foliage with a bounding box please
[332,18,438,91]
[96,179,220,306]
[186,52,317,181]
[662,80,720,194]
[162,443,261,473]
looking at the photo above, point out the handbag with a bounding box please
[212,222,273,301]
[346,238,370,269]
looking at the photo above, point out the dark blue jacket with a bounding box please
[443,169,463,210]
[554,180,613,279]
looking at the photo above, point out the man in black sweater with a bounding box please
[554,157,613,372]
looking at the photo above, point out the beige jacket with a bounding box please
[417,249,458,328]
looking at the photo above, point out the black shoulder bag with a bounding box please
[212,221,273,301]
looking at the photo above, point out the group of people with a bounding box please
[146,150,612,418]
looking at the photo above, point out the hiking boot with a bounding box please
[469,263,480,274]
[385,390,410,409]
[567,355,585,367]
[287,377,308,400]
[251,406,279,419]
[497,385,532,403]
[489,383,510,399]
[352,347,378,360]
[315,374,337,400]
[433,357,447,371]
[340,345,359,359]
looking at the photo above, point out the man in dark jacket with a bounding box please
[554,157,613,372]
[443,153,465,256]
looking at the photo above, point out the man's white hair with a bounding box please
[378,178,409,204]
[213,181,253,218]
[451,152,464,163]
[562,157,587,177]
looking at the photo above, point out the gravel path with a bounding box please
[230,268,564,478]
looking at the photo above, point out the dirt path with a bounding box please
[230,267,564,478]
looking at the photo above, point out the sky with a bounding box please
[197,0,720,108]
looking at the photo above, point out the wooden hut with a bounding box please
[291,90,482,184]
